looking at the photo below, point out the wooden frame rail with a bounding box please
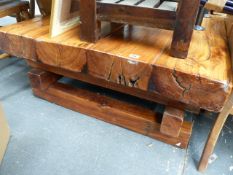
[80,0,200,58]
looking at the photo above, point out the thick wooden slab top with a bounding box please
[0,16,232,112]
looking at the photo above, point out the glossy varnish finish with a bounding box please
[0,16,231,112]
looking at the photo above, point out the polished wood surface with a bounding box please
[198,15,233,172]
[0,18,50,59]
[28,68,193,149]
[0,16,231,112]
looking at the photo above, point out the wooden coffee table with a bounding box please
[0,16,231,149]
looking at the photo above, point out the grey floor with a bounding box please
[0,17,233,175]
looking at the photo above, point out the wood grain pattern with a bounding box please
[160,107,184,137]
[170,0,200,58]
[198,15,233,172]
[198,86,233,171]
[226,15,233,68]
[80,0,100,42]
[0,17,231,112]
[28,68,193,149]
[28,69,61,90]
[27,59,200,114]
[0,17,50,59]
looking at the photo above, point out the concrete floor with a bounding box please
[0,16,233,175]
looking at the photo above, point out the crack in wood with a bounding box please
[129,76,140,87]
[117,74,127,86]
[57,45,62,67]
[172,69,192,97]
[107,59,115,81]
[117,60,127,86]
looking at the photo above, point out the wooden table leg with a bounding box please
[160,106,184,137]
[80,0,100,42]
[28,69,61,91]
[198,92,233,172]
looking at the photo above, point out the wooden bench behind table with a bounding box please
[198,15,233,172]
